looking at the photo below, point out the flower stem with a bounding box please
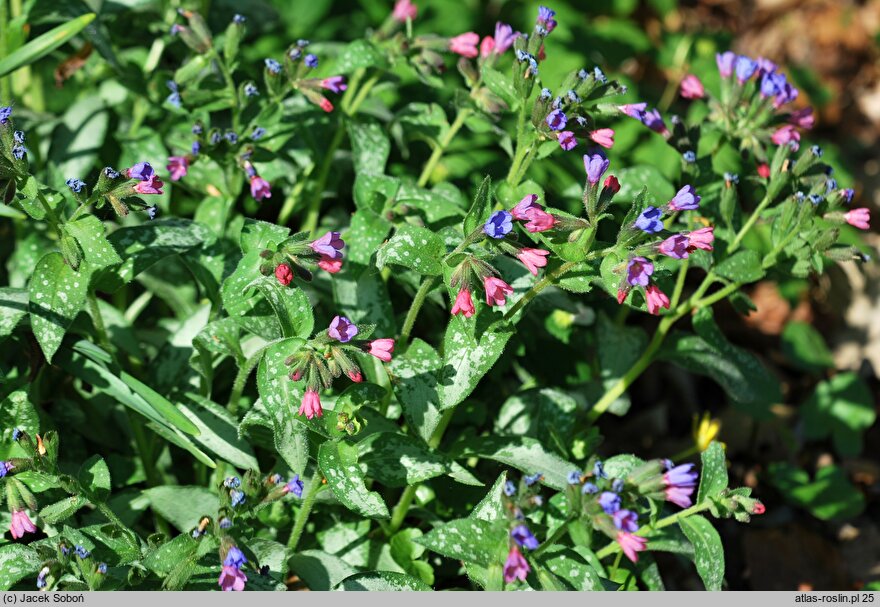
[594,501,712,560]
[288,472,325,552]
[299,124,346,234]
[503,260,577,322]
[417,108,472,188]
[399,276,438,345]
[728,193,771,253]
[388,485,417,535]
[87,293,112,353]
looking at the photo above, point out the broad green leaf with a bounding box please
[29,252,90,362]
[332,262,395,336]
[336,571,431,591]
[179,395,259,469]
[376,224,446,276]
[0,13,96,77]
[679,515,724,591]
[596,313,647,416]
[358,432,452,487]
[767,463,865,521]
[318,440,389,519]
[144,486,219,532]
[39,495,88,524]
[613,165,675,206]
[438,315,513,410]
[0,390,39,439]
[240,218,290,253]
[714,250,764,283]
[495,388,578,447]
[780,321,834,373]
[353,173,400,213]
[347,120,390,175]
[389,338,444,444]
[0,544,42,590]
[398,103,450,145]
[696,441,728,503]
[345,209,392,266]
[81,524,142,565]
[453,435,579,490]
[247,276,315,339]
[462,175,492,235]
[63,215,123,271]
[221,250,283,338]
[0,287,29,338]
[416,517,507,568]
[481,67,519,110]
[79,454,112,502]
[536,547,604,591]
[143,533,200,577]
[51,95,109,184]
[802,372,875,457]
[289,550,359,591]
[334,39,387,74]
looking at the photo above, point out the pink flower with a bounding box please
[290,369,303,381]
[484,277,513,306]
[250,176,271,201]
[451,288,475,318]
[616,288,628,304]
[134,174,164,195]
[589,128,615,149]
[492,22,518,55]
[317,256,343,273]
[218,565,247,592]
[557,130,577,151]
[658,234,690,259]
[645,285,670,316]
[166,156,189,181]
[348,369,363,383]
[367,338,395,362]
[298,390,323,419]
[789,107,814,129]
[753,502,766,515]
[603,175,620,194]
[9,510,36,539]
[757,163,770,179]
[523,208,555,233]
[503,546,530,583]
[844,208,870,230]
[680,74,705,99]
[479,36,495,58]
[275,264,294,286]
[617,103,647,119]
[517,248,549,276]
[511,194,542,220]
[320,76,347,94]
[319,98,334,113]
[392,0,417,22]
[771,125,800,147]
[616,532,647,563]
[687,226,715,252]
[449,32,480,58]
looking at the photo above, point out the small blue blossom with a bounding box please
[269,473,283,484]
[582,482,598,495]
[683,150,696,163]
[809,194,823,205]
[567,90,580,104]
[244,83,259,97]
[230,489,246,507]
[304,54,319,68]
[225,131,238,144]
[146,206,158,220]
[297,39,310,47]
[192,124,203,135]
[0,106,12,124]
[251,126,266,141]
[511,525,540,550]
[224,546,247,568]
[826,178,838,192]
[66,178,86,193]
[166,80,181,107]
[232,14,246,24]
[515,49,528,62]
[724,172,739,184]
[634,206,664,234]
[0,461,12,478]
[265,59,282,75]
[36,567,49,589]
[219,517,233,529]
[191,141,201,155]
[286,475,304,498]
[551,96,563,110]
[611,478,625,493]
[191,529,202,538]
[578,68,588,80]
[593,460,607,479]
[540,88,552,100]
[289,48,302,61]
[524,472,543,486]
[97,563,107,574]
[841,188,855,204]
[545,109,567,131]
[795,191,806,202]
[13,130,24,144]
[11,145,25,159]
[811,145,823,157]
[567,471,582,485]
[224,476,241,489]
[484,210,513,239]
[734,55,757,82]
[503,481,517,497]
[12,428,22,441]
[598,491,621,514]
[104,167,120,179]
[210,132,222,145]
[74,546,91,559]
[593,66,606,84]
[60,545,70,556]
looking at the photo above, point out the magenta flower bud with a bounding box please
[557,130,576,151]
[658,234,690,259]
[479,36,495,58]
[680,74,705,99]
[166,156,189,181]
[667,185,701,211]
[299,389,323,419]
[10,510,37,539]
[484,276,514,307]
[618,103,647,119]
[511,194,542,220]
[716,51,736,78]
[625,257,653,287]
[328,315,358,342]
[367,338,395,362]
[589,128,614,149]
[392,0,417,22]
[249,176,271,201]
[789,107,814,130]
[687,227,715,252]
[310,231,345,260]
[771,125,800,147]
[275,264,294,286]
[613,509,639,532]
[317,255,343,274]
[134,174,164,195]
[290,369,303,382]
[844,208,870,230]
[503,546,530,583]
[347,369,363,383]
[645,285,670,316]
[449,32,479,58]
[517,248,549,276]
[320,76,347,94]
[522,208,555,233]
[451,288,475,318]
[617,532,647,563]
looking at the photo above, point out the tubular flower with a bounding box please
[645,285,670,315]
[844,208,870,230]
[167,156,189,181]
[517,248,549,276]
[299,390,323,419]
[687,227,715,252]
[589,128,615,149]
[451,288,475,318]
[617,532,648,563]
[484,277,514,307]
[392,0,417,22]
[503,546,530,583]
[663,462,699,508]
[367,338,395,362]
[658,234,690,259]
[680,75,705,99]
[449,32,480,58]
[250,176,271,201]
[10,510,37,539]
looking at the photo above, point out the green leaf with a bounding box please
[0,13,96,77]
[679,515,724,591]
[536,547,604,591]
[358,432,452,488]
[780,321,834,373]
[29,252,90,362]
[613,165,675,206]
[334,39,387,74]
[289,550,359,591]
[439,315,513,410]
[144,486,219,532]
[481,67,519,110]
[595,313,647,416]
[79,454,112,502]
[462,175,492,235]
[347,120,390,175]
[39,495,88,524]
[179,395,259,469]
[389,339,445,444]
[143,533,200,577]
[0,544,42,590]
[416,517,507,568]
[336,571,432,591]
[0,390,39,439]
[453,435,579,490]
[495,388,578,447]
[51,95,109,182]
[802,373,875,457]
[318,440,390,519]
[247,276,315,339]
[696,441,728,503]
[63,215,123,271]
[376,224,446,276]
[0,287,29,338]
[240,218,290,253]
[332,262,396,337]
[714,250,764,283]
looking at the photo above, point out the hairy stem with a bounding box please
[288,472,325,551]
[594,501,712,560]
[399,276,438,344]
[729,193,771,253]
[87,293,113,353]
[503,260,578,321]
[417,108,472,188]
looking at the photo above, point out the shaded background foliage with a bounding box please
[0,0,878,591]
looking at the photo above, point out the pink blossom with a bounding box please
[753,502,766,515]
[523,208,555,233]
[250,176,271,201]
[449,32,480,58]
[757,163,771,179]
[484,277,513,306]
[590,128,615,149]
[392,0,417,22]
[348,369,363,383]
[511,194,542,220]
[557,130,577,151]
[687,226,715,252]
[617,103,647,119]
[503,545,530,583]
[844,208,870,230]
[218,565,247,592]
[479,36,495,58]
[616,532,647,563]
[789,107,814,129]
[645,285,670,316]
[318,255,343,273]
[680,74,705,99]
[367,338,395,362]
[299,390,323,419]
[9,510,36,539]
[166,156,189,181]
[319,98,334,113]
[771,125,800,148]
[658,234,690,259]
[604,175,620,194]
[275,264,293,286]
[517,248,549,276]
[134,174,164,195]
[451,288,475,317]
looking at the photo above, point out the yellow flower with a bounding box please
[692,412,722,452]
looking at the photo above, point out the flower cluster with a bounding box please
[500,473,546,584]
[218,546,248,592]
[283,316,395,419]
[258,230,346,285]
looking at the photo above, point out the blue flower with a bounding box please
[611,478,624,493]
[286,475,304,498]
[597,491,621,515]
[0,461,12,477]
[795,191,805,202]
[230,489,246,507]
[503,481,517,497]
[524,472,543,486]
[578,68,588,80]
[613,509,639,532]
[74,546,91,559]
[593,460,607,479]
[634,206,664,234]
[36,567,49,589]
[545,109,567,131]
[12,146,25,159]
[305,54,319,68]
[0,106,12,124]
[511,525,540,550]
[13,130,24,144]
[567,471,582,485]
[567,90,580,103]
[210,132,222,145]
[265,59,282,75]
[289,48,302,61]
[233,14,246,24]
[191,141,201,155]
[734,56,757,82]
[760,72,786,98]
[668,185,701,211]
[224,546,247,569]
[582,482,598,495]
[12,428,22,441]
[540,88,552,100]
[66,178,86,193]
[724,172,739,184]
[809,194,823,205]
[593,67,606,84]
[297,39,310,48]
[244,83,259,97]
[104,167,120,179]
[224,476,241,488]
[225,131,238,144]
[826,179,838,192]
[97,563,107,574]
[841,188,855,204]
[219,517,233,529]
[683,151,696,163]
[811,145,823,157]
[192,124,203,135]
[147,206,158,220]
[270,473,283,484]
[484,210,513,238]
[251,127,266,141]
